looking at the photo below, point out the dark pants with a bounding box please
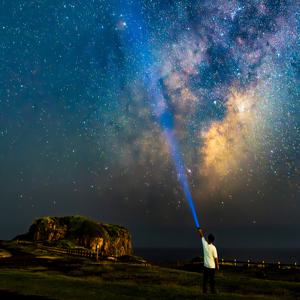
[203,267,216,294]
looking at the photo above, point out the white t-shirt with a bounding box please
[202,237,218,269]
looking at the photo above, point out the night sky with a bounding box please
[1,0,300,249]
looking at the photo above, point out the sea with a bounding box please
[134,247,300,265]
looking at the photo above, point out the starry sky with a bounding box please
[1,0,300,248]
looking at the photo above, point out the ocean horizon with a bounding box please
[133,247,300,265]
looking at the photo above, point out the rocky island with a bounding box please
[16,215,132,257]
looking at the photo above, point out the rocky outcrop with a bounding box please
[29,217,68,241]
[24,216,132,257]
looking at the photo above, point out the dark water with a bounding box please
[134,247,300,264]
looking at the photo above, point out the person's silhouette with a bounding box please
[198,228,219,294]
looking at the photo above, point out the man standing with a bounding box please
[198,228,219,294]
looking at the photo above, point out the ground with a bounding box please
[0,241,299,299]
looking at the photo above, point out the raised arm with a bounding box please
[197,228,204,238]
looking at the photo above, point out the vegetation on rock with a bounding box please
[17,215,132,257]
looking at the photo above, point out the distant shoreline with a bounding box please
[133,247,300,264]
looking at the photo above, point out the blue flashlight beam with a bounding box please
[114,3,200,228]
[164,129,200,228]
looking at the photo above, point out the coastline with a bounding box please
[134,247,300,265]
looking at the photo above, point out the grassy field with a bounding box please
[0,242,299,299]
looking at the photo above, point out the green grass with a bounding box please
[0,241,299,299]
[0,262,299,299]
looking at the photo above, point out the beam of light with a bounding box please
[147,79,200,228]
[164,128,200,228]
[114,3,200,228]
[146,76,200,228]
[148,79,201,228]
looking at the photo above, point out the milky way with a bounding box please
[1,0,300,247]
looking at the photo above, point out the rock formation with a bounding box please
[22,215,132,257]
